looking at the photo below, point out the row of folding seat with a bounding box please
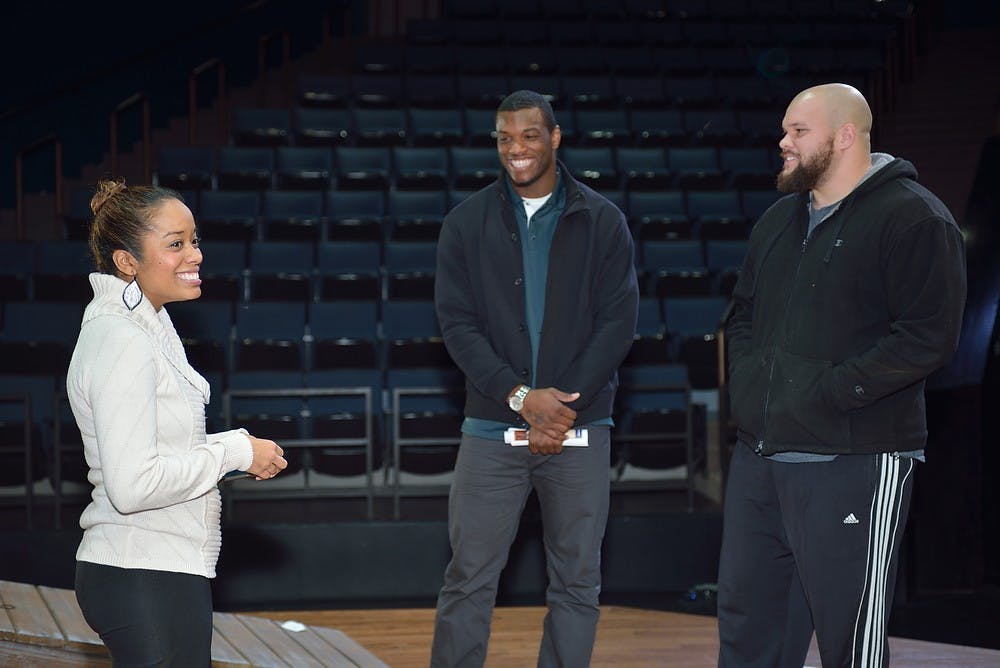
[0,228,754,307]
[296,70,872,115]
[341,42,887,81]
[0,357,703,512]
[402,15,898,50]
[152,143,781,194]
[0,294,729,377]
[435,0,904,23]
[64,186,779,245]
[222,103,798,150]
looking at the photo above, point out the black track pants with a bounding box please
[717,443,914,668]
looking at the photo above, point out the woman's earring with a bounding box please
[122,277,143,311]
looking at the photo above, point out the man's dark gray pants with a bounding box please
[430,428,611,668]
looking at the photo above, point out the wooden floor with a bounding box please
[249,606,1000,668]
[4,583,1000,667]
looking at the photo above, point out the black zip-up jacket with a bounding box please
[434,164,639,426]
[727,157,967,456]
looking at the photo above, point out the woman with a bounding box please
[66,179,287,666]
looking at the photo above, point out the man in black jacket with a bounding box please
[430,90,638,667]
[718,83,967,667]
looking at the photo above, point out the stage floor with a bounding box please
[248,605,1000,667]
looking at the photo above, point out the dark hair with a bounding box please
[497,90,557,131]
[88,179,183,275]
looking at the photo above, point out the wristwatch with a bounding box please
[507,384,531,413]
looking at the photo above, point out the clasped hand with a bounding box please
[520,387,580,455]
[246,435,288,480]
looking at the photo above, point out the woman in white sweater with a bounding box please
[67,179,287,666]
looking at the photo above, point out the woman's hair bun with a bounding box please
[90,179,127,215]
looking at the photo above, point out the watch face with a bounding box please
[509,386,528,412]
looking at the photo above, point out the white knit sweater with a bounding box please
[67,273,253,578]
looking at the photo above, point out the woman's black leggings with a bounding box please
[75,561,213,667]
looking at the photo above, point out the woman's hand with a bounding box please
[246,436,288,480]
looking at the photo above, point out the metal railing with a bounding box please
[109,92,151,183]
[15,134,62,240]
[189,58,227,146]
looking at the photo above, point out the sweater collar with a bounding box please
[83,273,210,402]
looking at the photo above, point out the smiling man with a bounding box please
[430,90,638,667]
[718,83,967,668]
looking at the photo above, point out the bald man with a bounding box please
[717,83,967,667]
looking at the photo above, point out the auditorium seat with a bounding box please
[308,301,379,370]
[247,240,314,302]
[668,147,726,191]
[381,300,450,369]
[385,241,437,301]
[232,301,307,372]
[663,296,729,388]
[687,190,749,240]
[392,146,450,191]
[351,73,404,108]
[198,190,260,241]
[0,241,35,301]
[334,146,392,191]
[720,146,778,190]
[618,147,672,191]
[0,301,84,374]
[404,76,459,110]
[629,108,687,147]
[628,190,692,241]
[274,146,333,191]
[623,296,670,366]
[155,146,215,191]
[614,363,702,506]
[296,74,350,108]
[642,240,711,297]
[705,239,748,296]
[32,241,93,302]
[408,107,464,146]
[386,190,447,242]
[217,146,274,190]
[560,146,619,190]
[324,189,384,242]
[231,107,291,147]
[351,108,408,146]
[305,368,384,485]
[169,299,234,373]
[260,190,324,241]
[197,240,247,302]
[315,240,381,301]
[292,107,351,146]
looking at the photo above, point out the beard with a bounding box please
[776,137,835,193]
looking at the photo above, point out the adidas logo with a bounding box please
[843,513,860,525]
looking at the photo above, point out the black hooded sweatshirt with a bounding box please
[727,156,967,456]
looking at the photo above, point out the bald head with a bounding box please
[789,83,873,150]
[779,82,875,204]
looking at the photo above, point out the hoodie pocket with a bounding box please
[765,349,850,448]
[728,352,768,439]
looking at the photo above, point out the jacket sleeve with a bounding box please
[726,245,756,375]
[556,206,639,403]
[435,211,524,404]
[826,216,967,410]
[86,322,252,514]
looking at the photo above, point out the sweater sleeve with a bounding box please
[86,322,252,514]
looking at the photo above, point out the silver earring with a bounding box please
[122,278,143,311]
